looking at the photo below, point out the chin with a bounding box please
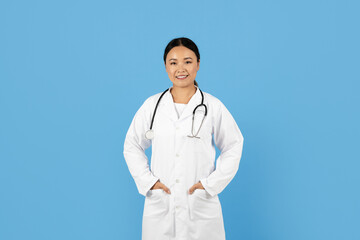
[175,81,192,87]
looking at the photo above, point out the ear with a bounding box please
[197,60,200,71]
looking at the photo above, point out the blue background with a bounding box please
[1,0,359,239]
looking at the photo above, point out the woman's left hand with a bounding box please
[188,181,205,194]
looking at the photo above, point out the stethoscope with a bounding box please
[145,87,208,140]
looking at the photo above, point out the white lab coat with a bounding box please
[123,85,244,240]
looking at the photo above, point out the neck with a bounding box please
[170,85,197,104]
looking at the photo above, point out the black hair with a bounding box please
[163,37,200,87]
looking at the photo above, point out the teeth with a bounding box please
[177,75,188,79]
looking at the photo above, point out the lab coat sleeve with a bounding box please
[200,100,244,197]
[123,97,160,197]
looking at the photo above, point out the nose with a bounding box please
[176,63,187,72]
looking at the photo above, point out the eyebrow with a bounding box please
[169,57,193,61]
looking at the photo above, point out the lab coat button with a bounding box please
[176,127,179,130]
[176,154,179,157]
[176,179,180,183]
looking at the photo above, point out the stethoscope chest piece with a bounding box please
[145,129,154,140]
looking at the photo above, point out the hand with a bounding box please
[188,181,205,194]
[150,180,171,194]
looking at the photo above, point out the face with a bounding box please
[165,46,200,89]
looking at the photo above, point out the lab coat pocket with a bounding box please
[143,189,169,218]
[188,189,221,220]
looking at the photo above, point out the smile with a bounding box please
[176,75,188,79]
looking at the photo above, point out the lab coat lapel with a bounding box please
[160,88,178,122]
[160,86,202,123]
[178,86,202,121]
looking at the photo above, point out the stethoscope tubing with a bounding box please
[149,88,169,130]
[146,87,207,139]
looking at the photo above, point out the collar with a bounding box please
[160,85,203,122]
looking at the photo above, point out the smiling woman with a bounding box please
[164,38,200,89]
[123,37,244,240]
[164,43,200,104]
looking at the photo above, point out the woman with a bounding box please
[123,37,244,240]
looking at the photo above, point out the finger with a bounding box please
[162,186,171,194]
[188,185,196,194]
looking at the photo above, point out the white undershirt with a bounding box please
[174,103,187,119]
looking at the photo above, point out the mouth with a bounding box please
[176,75,189,80]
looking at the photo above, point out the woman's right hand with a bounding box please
[150,180,171,194]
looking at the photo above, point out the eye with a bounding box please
[186,61,192,64]
[170,62,176,65]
